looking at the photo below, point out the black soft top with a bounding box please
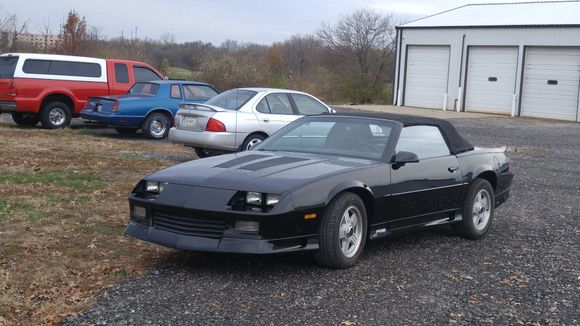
[332,112,474,155]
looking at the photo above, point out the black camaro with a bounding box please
[125,113,513,268]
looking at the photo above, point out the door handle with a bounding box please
[448,166,459,173]
[262,118,270,122]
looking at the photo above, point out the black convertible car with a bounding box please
[126,113,513,268]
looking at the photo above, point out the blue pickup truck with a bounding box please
[80,80,218,139]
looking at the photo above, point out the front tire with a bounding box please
[453,179,495,239]
[143,112,171,139]
[41,101,72,129]
[12,113,39,127]
[315,193,367,269]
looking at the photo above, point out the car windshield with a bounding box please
[128,82,159,96]
[205,89,257,110]
[256,117,395,160]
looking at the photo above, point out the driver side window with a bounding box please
[396,125,450,159]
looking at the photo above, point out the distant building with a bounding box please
[16,32,61,49]
[0,30,61,49]
[393,1,580,122]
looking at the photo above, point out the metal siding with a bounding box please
[521,47,580,121]
[404,46,450,109]
[465,47,518,113]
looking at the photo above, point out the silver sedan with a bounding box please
[169,88,334,157]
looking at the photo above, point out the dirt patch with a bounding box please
[0,122,195,324]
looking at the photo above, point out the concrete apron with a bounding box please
[334,105,506,119]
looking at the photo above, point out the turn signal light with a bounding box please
[304,213,317,220]
[206,117,226,132]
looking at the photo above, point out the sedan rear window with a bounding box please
[129,82,160,96]
[205,89,257,110]
[0,56,18,78]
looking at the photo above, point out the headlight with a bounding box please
[246,192,262,205]
[145,180,165,193]
[266,194,280,206]
[237,192,281,212]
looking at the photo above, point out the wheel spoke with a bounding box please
[351,234,358,246]
[341,239,349,253]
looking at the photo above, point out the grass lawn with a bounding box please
[0,122,193,324]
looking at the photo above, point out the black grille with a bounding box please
[152,211,227,238]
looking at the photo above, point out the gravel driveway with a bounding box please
[65,114,579,325]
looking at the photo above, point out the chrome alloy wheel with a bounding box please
[150,118,167,137]
[472,189,491,231]
[339,205,363,258]
[49,107,66,126]
[245,138,262,150]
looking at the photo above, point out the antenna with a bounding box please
[234,88,238,156]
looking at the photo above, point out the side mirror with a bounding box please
[393,151,419,169]
[330,108,336,114]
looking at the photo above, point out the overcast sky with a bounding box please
[0,0,564,45]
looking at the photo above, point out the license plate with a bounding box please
[181,117,197,128]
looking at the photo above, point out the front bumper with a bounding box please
[125,221,318,254]
[0,101,17,113]
[80,109,142,127]
[169,127,241,151]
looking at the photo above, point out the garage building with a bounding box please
[393,1,580,122]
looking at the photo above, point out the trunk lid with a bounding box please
[85,96,119,113]
[174,103,228,131]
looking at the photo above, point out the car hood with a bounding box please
[147,151,380,194]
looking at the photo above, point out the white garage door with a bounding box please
[465,47,518,114]
[521,47,580,121]
[404,46,450,109]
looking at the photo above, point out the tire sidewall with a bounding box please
[242,134,266,151]
[317,193,368,268]
[41,102,72,129]
[461,179,495,239]
[144,113,171,139]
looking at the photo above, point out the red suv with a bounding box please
[0,53,164,128]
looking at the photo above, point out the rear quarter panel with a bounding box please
[457,150,512,195]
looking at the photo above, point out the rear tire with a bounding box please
[143,112,171,139]
[241,133,266,151]
[12,113,39,127]
[115,127,139,135]
[452,179,495,240]
[315,193,367,269]
[41,101,72,129]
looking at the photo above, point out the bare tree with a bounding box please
[0,14,27,52]
[318,8,396,85]
[160,32,175,45]
[281,34,322,80]
[39,18,52,53]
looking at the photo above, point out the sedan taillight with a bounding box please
[206,117,226,132]
[112,100,120,112]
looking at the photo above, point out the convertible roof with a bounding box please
[331,112,474,154]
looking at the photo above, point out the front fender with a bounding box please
[326,181,374,205]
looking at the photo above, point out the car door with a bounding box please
[166,84,185,115]
[254,93,299,135]
[385,125,464,228]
